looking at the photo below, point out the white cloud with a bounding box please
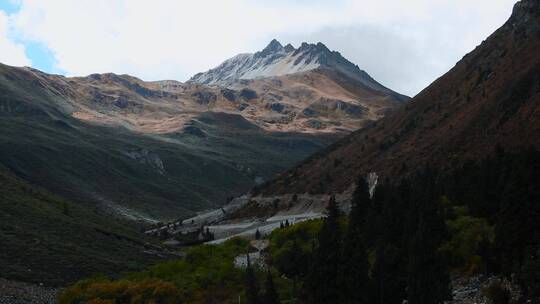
[0,10,30,67]
[10,0,517,95]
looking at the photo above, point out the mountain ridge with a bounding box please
[189,39,408,101]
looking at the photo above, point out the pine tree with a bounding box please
[341,176,372,303]
[304,195,342,303]
[263,271,280,304]
[255,229,261,240]
[406,171,450,304]
[245,253,260,304]
[289,238,303,297]
[371,182,409,304]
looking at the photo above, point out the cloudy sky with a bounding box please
[0,0,517,96]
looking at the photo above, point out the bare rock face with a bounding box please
[123,148,165,174]
[191,90,217,105]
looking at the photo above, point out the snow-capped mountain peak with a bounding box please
[257,39,286,57]
[188,39,404,99]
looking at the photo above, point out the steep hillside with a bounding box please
[225,68,403,133]
[257,0,540,196]
[0,165,159,285]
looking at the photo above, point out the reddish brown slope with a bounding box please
[260,0,540,195]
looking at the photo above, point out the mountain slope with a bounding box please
[224,68,403,133]
[0,164,159,285]
[257,0,540,196]
[0,38,408,220]
[17,44,405,136]
[0,64,335,220]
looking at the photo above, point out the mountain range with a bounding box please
[0,40,405,222]
[0,38,405,284]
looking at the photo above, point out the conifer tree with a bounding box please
[371,182,409,304]
[289,238,304,297]
[406,171,450,304]
[341,176,372,303]
[245,253,260,304]
[304,195,342,303]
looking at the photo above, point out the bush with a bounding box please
[440,209,494,273]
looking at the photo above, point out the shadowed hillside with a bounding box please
[258,0,540,196]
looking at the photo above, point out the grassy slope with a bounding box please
[0,165,159,286]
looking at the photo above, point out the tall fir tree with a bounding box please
[245,253,260,304]
[341,176,372,303]
[304,195,343,303]
[371,182,409,304]
[290,238,301,298]
[406,171,450,304]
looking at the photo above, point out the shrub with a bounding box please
[440,209,494,273]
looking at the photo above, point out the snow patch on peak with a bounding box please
[284,43,295,53]
[188,40,403,98]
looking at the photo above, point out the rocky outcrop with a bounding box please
[123,148,165,175]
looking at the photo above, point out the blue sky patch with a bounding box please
[1,0,59,73]
[0,0,19,15]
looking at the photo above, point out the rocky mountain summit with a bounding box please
[190,39,407,100]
